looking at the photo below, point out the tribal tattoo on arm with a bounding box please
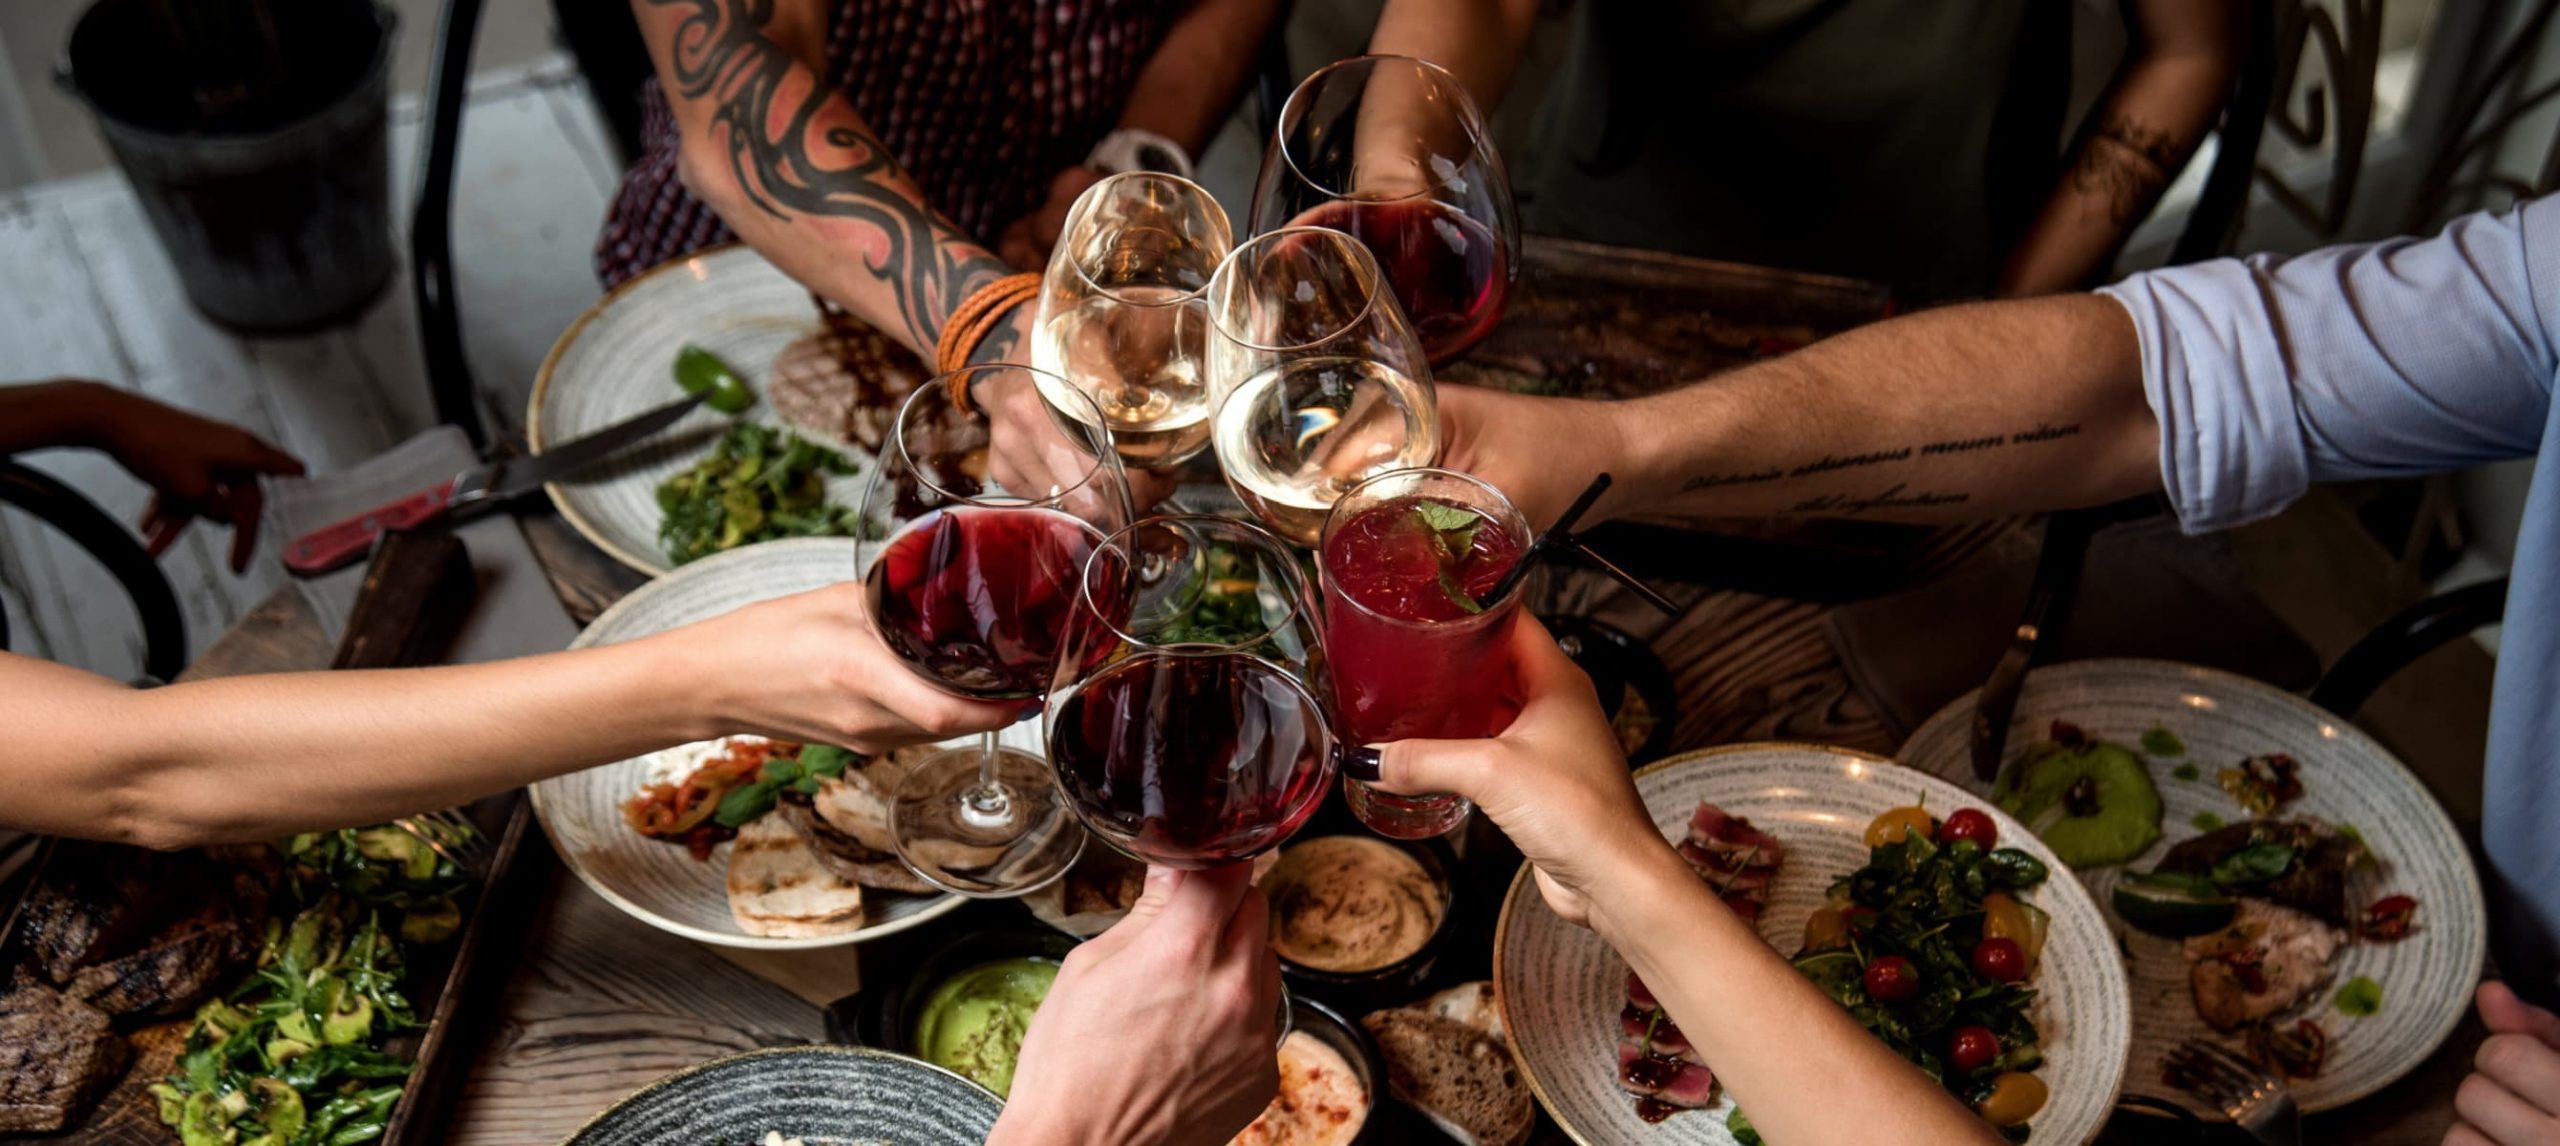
[646,0,1010,350]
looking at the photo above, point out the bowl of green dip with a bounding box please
[857,926,1077,1098]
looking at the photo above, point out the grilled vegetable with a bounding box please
[154,824,473,1146]
[656,423,862,564]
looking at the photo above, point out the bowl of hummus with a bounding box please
[1257,834,1457,1007]
[1227,995,1384,1146]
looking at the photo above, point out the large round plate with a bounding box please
[561,1046,1000,1145]
[1494,744,2130,1145]
[531,244,876,576]
[1900,659,2486,1115]
[532,537,1035,949]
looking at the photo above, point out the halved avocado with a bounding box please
[1995,741,2163,868]
[2112,870,2238,937]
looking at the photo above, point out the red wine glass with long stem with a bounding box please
[1250,54,1520,366]
[860,365,1135,896]
[1045,515,1337,868]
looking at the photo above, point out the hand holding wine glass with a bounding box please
[1251,54,1519,365]
[860,364,1135,896]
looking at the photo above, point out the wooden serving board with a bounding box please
[0,532,533,1145]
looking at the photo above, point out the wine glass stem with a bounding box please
[959,731,1012,828]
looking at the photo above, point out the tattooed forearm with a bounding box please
[1677,424,2078,514]
[647,0,1008,349]
[2070,114,2178,227]
[1789,484,1972,515]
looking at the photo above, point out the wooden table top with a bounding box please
[179,236,2475,1145]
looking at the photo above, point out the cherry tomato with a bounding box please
[1980,892,2045,972]
[1976,1071,2049,1127]
[1802,906,1850,951]
[1861,954,1921,1002]
[1864,806,1936,848]
[1940,808,1998,848]
[1972,936,2028,983]
[1949,1025,2002,1073]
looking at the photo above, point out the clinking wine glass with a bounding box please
[1029,171,1233,470]
[1251,54,1520,366]
[1204,226,1441,547]
[1045,515,1337,868]
[860,365,1136,897]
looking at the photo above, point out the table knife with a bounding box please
[284,393,707,576]
[1969,508,2097,782]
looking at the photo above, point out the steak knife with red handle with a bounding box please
[283,393,707,576]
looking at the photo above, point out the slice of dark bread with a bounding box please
[1361,1008,1533,1146]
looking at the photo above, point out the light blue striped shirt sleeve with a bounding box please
[2100,198,2559,532]
[2100,197,2560,998]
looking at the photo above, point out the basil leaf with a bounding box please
[2208,841,2297,887]
[2140,726,2186,756]
[714,781,782,827]
[799,745,855,778]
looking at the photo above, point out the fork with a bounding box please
[2164,1038,2300,1146]
[393,808,494,878]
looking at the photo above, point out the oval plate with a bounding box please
[561,1045,1000,1145]
[530,244,878,576]
[1899,659,2486,1115]
[1494,743,2130,1146]
[531,537,1043,949]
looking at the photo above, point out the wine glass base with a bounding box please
[891,745,1086,898]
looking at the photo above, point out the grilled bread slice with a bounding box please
[725,816,866,937]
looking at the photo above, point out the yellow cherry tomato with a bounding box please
[1981,891,2049,973]
[1802,906,1850,951]
[1976,1071,2049,1127]
[1863,805,1936,849]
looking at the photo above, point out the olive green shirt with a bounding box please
[1523,0,2065,301]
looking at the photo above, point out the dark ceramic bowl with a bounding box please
[1263,832,1461,1013]
[1278,994,1391,1146]
[850,924,1078,1060]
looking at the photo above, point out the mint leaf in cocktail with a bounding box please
[1413,501,1488,613]
[1414,500,1481,556]
[1437,566,1484,614]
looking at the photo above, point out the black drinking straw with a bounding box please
[1478,474,1682,615]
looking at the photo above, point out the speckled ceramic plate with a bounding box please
[531,537,1047,949]
[560,1046,1000,1145]
[1899,659,2486,1116]
[1494,744,2129,1146]
[530,244,876,576]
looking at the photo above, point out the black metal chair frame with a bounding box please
[0,460,188,683]
[415,0,487,450]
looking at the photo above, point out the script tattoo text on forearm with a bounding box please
[648,0,1008,349]
[1678,423,2082,515]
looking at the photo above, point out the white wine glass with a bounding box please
[1204,226,1440,546]
[1031,172,1233,470]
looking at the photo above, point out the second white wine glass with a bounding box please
[1204,225,1440,547]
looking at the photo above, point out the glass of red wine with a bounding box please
[1045,515,1337,868]
[1250,54,1519,365]
[860,365,1135,897]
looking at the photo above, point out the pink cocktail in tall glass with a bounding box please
[1322,467,1529,838]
